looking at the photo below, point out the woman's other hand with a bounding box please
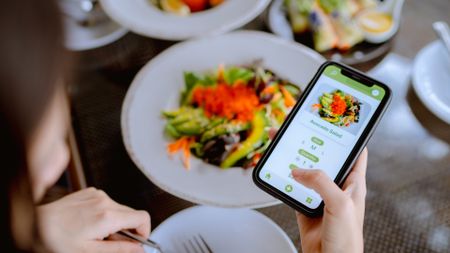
[293,148,368,253]
[37,188,151,253]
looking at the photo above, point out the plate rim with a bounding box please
[412,40,450,125]
[65,24,128,51]
[121,30,325,208]
[149,205,298,253]
[99,0,271,40]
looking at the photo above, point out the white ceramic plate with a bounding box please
[61,0,128,51]
[99,0,270,40]
[412,40,450,124]
[145,206,297,253]
[121,31,325,208]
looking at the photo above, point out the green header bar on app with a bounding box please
[323,65,385,101]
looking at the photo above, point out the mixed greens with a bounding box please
[313,89,361,127]
[285,0,378,52]
[163,64,301,169]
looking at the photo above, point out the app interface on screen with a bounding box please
[258,65,386,209]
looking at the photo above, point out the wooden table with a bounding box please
[68,0,450,252]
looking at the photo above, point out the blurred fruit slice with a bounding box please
[182,0,208,12]
[161,0,191,16]
[209,0,224,7]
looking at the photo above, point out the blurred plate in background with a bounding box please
[100,0,270,40]
[60,0,128,51]
[412,40,450,125]
[267,0,394,65]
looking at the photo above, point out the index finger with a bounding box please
[98,210,151,239]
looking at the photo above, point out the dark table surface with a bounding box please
[69,0,450,252]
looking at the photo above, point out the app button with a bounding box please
[289,164,299,170]
[306,197,313,204]
[285,184,293,193]
[311,136,324,146]
[299,149,319,163]
[371,89,380,97]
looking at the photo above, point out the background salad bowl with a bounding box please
[99,0,270,40]
[121,31,325,208]
[267,0,402,65]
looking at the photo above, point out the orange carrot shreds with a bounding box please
[183,142,191,170]
[280,86,296,108]
[192,83,260,122]
[312,103,322,109]
[261,85,276,95]
[167,137,187,154]
[167,137,195,170]
[272,108,283,118]
[331,94,347,116]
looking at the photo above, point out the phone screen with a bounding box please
[257,64,387,209]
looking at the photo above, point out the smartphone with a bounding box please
[252,61,391,216]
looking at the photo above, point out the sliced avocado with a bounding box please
[174,119,207,136]
[220,111,268,169]
[200,122,250,143]
[320,96,332,107]
[323,92,333,98]
[322,116,339,123]
[321,108,333,116]
[164,123,180,139]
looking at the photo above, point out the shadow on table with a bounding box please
[406,84,450,144]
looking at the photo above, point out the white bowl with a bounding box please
[146,206,297,253]
[99,0,270,40]
[121,31,325,208]
[412,40,450,125]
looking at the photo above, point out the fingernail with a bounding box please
[291,168,308,178]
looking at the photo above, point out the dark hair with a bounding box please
[0,0,66,251]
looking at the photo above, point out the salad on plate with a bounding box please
[313,89,361,127]
[162,64,301,170]
[151,0,225,16]
[285,0,379,52]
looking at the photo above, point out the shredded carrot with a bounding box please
[167,137,186,154]
[330,94,347,115]
[183,142,191,170]
[192,82,260,122]
[312,103,322,109]
[272,108,283,117]
[280,86,296,108]
[261,85,276,95]
[167,137,195,170]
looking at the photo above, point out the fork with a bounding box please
[180,235,213,253]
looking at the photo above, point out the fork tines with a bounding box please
[182,235,213,253]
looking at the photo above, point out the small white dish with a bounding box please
[412,40,450,125]
[145,206,297,253]
[99,0,270,40]
[357,0,404,44]
[121,31,325,208]
[60,0,128,51]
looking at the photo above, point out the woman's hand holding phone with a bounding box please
[293,148,368,253]
[37,188,151,253]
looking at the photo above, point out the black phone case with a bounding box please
[252,61,392,217]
